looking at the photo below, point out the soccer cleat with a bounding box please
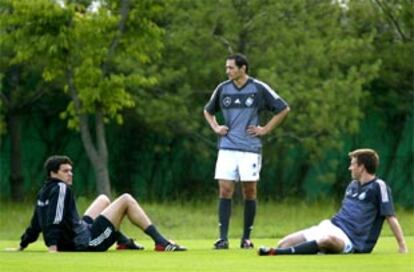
[240,239,254,249]
[116,239,144,250]
[155,242,187,252]
[213,239,229,249]
[258,246,276,256]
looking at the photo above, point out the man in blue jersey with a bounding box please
[16,155,186,252]
[259,148,408,255]
[204,53,290,249]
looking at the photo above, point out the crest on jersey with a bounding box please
[223,96,232,107]
[245,96,254,107]
[358,192,367,200]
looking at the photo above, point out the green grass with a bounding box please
[0,200,413,272]
[0,237,413,272]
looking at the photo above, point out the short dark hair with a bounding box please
[227,53,249,73]
[348,149,379,174]
[44,155,73,177]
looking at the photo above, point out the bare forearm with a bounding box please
[203,110,228,135]
[263,107,290,133]
[247,106,290,136]
[387,216,408,253]
[204,110,219,131]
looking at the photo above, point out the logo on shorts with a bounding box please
[223,96,232,107]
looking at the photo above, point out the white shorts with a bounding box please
[214,149,262,182]
[301,219,354,253]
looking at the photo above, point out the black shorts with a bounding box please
[86,215,117,251]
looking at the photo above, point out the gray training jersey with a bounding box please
[331,178,395,253]
[204,77,288,153]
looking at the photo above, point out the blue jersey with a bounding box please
[204,77,288,153]
[331,178,395,253]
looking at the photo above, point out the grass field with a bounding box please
[0,200,413,272]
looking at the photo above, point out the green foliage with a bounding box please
[0,0,72,66]
[246,1,380,158]
[146,0,382,162]
[0,0,412,204]
[347,0,414,117]
[56,1,165,128]
[0,100,5,136]
[0,73,4,136]
[1,0,165,129]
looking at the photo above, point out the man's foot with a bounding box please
[213,239,229,249]
[155,242,187,252]
[240,239,254,249]
[116,239,144,250]
[258,246,276,256]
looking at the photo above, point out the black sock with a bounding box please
[275,241,319,255]
[144,225,169,246]
[218,198,232,240]
[116,231,130,244]
[242,199,256,240]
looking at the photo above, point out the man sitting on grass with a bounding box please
[259,148,408,255]
[17,155,186,252]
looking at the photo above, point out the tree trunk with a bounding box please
[93,110,111,196]
[8,112,24,201]
[77,111,112,197]
[66,66,112,197]
[92,155,111,196]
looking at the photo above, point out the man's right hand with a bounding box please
[4,247,24,252]
[214,125,229,136]
[399,243,408,253]
[48,245,58,253]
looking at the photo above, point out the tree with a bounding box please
[0,0,58,200]
[1,0,165,196]
[53,0,165,196]
[155,0,380,193]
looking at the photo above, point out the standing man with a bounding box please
[259,148,408,255]
[204,53,290,249]
[17,155,186,252]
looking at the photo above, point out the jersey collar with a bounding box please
[232,77,252,91]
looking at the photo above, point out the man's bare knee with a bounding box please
[219,184,234,198]
[277,239,289,248]
[97,194,111,206]
[220,189,233,198]
[318,235,344,253]
[118,193,138,206]
[277,232,306,248]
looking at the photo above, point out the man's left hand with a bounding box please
[247,125,268,137]
[399,244,408,253]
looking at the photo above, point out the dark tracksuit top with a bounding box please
[19,178,90,251]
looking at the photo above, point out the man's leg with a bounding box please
[100,194,185,251]
[241,181,256,248]
[215,180,234,249]
[277,231,307,248]
[83,194,111,219]
[263,235,343,255]
[259,227,346,255]
[317,235,345,253]
[83,194,143,249]
[259,231,319,255]
[101,193,155,229]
